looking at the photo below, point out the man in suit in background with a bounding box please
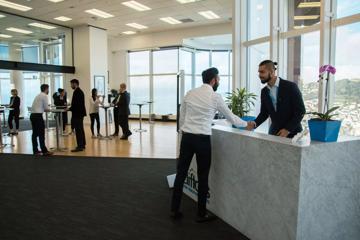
[111,90,120,137]
[69,79,86,152]
[118,83,132,140]
[248,60,306,138]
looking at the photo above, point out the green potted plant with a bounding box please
[307,65,342,142]
[226,88,257,128]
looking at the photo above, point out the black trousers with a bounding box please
[8,110,20,130]
[73,117,86,148]
[113,107,120,134]
[90,113,100,135]
[119,114,131,136]
[171,133,211,217]
[30,113,48,154]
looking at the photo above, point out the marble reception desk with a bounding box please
[183,125,360,240]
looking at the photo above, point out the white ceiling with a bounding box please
[0,0,233,36]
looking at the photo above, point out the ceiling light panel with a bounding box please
[294,15,320,20]
[29,22,56,30]
[48,0,64,2]
[126,23,148,29]
[198,11,220,19]
[298,2,321,8]
[0,34,12,38]
[0,0,32,11]
[122,1,151,11]
[54,16,72,22]
[6,27,32,34]
[160,17,182,25]
[122,31,136,35]
[85,9,114,18]
[176,0,202,3]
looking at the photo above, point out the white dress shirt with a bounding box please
[180,84,247,135]
[31,92,49,114]
[266,77,280,111]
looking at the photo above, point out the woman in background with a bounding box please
[8,89,21,135]
[89,88,103,138]
[53,88,68,132]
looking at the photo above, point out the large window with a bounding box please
[0,71,11,104]
[195,51,210,88]
[0,45,9,60]
[239,0,360,136]
[212,51,232,96]
[22,46,39,63]
[248,0,270,39]
[334,22,360,136]
[179,49,193,94]
[23,72,41,112]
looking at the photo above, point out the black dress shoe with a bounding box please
[170,211,183,220]
[120,135,128,140]
[196,213,217,223]
[42,151,54,156]
[71,148,84,152]
[111,133,118,137]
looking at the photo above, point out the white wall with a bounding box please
[108,23,232,89]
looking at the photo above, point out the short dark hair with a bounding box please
[70,79,79,85]
[202,67,219,84]
[40,84,49,92]
[58,88,64,93]
[259,60,277,71]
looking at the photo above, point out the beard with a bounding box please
[213,82,219,92]
[260,73,271,84]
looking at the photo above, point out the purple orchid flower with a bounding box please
[319,65,336,75]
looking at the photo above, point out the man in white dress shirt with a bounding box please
[30,84,53,156]
[170,67,251,222]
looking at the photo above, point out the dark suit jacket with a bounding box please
[9,96,20,113]
[116,91,131,116]
[69,87,86,118]
[53,93,67,109]
[254,78,306,138]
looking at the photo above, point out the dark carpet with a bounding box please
[0,154,249,240]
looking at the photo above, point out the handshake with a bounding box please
[245,121,256,131]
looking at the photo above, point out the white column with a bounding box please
[9,46,25,116]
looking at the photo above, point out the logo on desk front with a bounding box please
[184,167,210,202]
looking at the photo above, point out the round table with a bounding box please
[49,109,68,152]
[100,105,112,140]
[0,107,15,149]
[0,104,9,128]
[51,105,69,136]
[132,103,148,132]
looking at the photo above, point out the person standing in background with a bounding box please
[30,84,53,156]
[53,88,68,132]
[118,83,132,140]
[7,89,20,135]
[111,90,120,137]
[69,79,86,152]
[89,88,103,138]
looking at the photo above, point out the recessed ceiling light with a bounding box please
[294,15,319,20]
[29,22,56,30]
[176,0,201,3]
[54,16,72,22]
[122,1,151,11]
[0,34,12,38]
[126,23,148,29]
[198,11,220,19]
[298,2,321,8]
[122,31,136,35]
[160,17,182,25]
[0,14,5,18]
[48,0,64,2]
[294,25,305,29]
[6,27,32,34]
[257,4,263,10]
[0,0,32,11]
[85,9,114,18]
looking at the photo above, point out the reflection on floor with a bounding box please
[0,120,178,159]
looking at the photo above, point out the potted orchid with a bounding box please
[307,65,342,142]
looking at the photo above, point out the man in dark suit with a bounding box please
[69,79,86,152]
[248,60,306,138]
[118,83,132,140]
[111,90,120,136]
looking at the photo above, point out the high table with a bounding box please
[49,109,67,152]
[51,105,68,136]
[146,101,154,124]
[0,107,5,148]
[0,104,8,128]
[100,105,112,140]
[132,103,147,132]
[183,124,360,240]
